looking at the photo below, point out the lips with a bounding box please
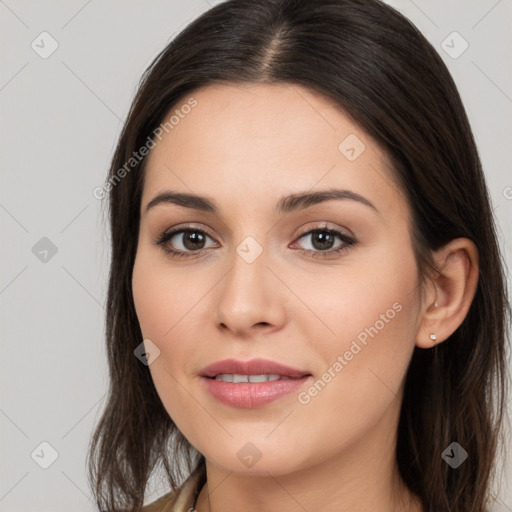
[199,358,313,408]
[199,358,311,379]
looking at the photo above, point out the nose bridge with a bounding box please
[212,235,284,333]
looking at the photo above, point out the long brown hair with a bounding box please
[87,1,510,510]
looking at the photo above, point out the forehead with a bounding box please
[150,82,369,159]
[141,82,405,220]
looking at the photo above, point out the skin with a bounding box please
[132,83,479,512]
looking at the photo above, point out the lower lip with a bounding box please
[201,376,312,408]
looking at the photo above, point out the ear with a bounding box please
[416,237,479,349]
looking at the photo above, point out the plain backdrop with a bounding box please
[1,1,511,510]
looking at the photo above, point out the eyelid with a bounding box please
[294,221,353,239]
[155,221,357,260]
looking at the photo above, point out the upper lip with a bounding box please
[199,358,311,379]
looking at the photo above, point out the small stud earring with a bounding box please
[429,334,437,343]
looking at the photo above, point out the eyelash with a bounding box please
[154,223,357,260]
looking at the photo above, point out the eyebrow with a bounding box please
[144,188,379,216]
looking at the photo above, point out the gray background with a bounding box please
[1,0,511,510]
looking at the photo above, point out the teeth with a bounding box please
[214,374,293,383]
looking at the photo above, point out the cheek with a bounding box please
[131,247,214,383]
[132,250,204,426]
[296,243,420,428]
[132,246,204,341]
[292,239,419,356]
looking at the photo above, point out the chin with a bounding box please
[201,445,312,477]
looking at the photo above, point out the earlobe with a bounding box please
[416,238,479,349]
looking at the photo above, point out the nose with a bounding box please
[212,245,287,337]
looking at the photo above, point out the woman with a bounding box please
[87,1,510,511]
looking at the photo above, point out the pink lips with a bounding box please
[199,358,313,408]
[200,358,310,379]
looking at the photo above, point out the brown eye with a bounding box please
[301,230,338,251]
[175,230,208,251]
[155,227,218,258]
[293,226,357,259]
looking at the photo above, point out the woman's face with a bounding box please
[132,82,423,476]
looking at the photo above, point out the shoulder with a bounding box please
[142,464,206,512]
[141,490,177,512]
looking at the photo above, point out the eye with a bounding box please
[154,223,357,260]
[155,225,218,259]
[292,225,357,259]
